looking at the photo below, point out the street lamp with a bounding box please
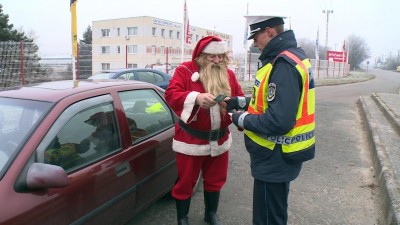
[322,10,333,50]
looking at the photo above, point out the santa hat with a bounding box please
[191,36,228,61]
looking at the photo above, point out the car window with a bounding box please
[0,98,51,174]
[118,89,174,143]
[35,95,121,172]
[136,71,156,84]
[154,73,165,82]
[120,72,134,80]
[89,72,116,79]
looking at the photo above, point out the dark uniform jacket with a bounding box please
[244,30,308,182]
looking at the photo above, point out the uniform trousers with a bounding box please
[172,151,229,200]
[253,178,290,225]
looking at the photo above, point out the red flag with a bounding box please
[184,0,191,44]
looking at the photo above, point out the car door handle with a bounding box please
[115,162,131,177]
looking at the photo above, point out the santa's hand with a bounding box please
[196,93,216,109]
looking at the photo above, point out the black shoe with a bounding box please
[176,198,191,225]
[178,217,189,225]
[204,191,222,225]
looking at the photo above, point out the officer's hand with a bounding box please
[231,111,244,131]
[225,97,251,111]
[225,97,238,111]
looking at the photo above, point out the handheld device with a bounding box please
[214,94,227,103]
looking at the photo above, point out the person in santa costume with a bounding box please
[164,36,245,225]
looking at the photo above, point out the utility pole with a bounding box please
[322,10,333,50]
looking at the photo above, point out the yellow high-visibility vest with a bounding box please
[244,50,315,160]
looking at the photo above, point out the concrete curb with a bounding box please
[359,96,400,225]
[372,93,400,136]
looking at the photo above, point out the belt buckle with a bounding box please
[209,129,219,141]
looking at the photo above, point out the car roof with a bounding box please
[0,79,156,102]
[98,68,170,75]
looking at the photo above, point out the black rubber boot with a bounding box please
[176,198,191,225]
[204,191,223,225]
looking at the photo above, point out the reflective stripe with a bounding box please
[260,131,314,145]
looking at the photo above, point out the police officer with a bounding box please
[226,15,316,225]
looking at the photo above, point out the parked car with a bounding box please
[88,68,172,89]
[0,79,180,224]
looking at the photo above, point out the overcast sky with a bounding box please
[2,0,399,61]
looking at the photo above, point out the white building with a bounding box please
[92,16,233,73]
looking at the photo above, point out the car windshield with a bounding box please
[88,72,117,79]
[0,97,52,174]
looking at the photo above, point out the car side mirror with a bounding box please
[26,163,69,189]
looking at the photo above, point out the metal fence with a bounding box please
[0,42,92,89]
[234,52,350,81]
[0,42,348,90]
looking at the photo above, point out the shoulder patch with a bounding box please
[267,83,276,101]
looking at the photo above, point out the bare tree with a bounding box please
[297,38,315,59]
[347,34,370,70]
[297,38,328,60]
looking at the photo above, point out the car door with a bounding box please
[118,89,177,212]
[8,94,139,225]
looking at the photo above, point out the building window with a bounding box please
[101,63,110,70]
[101,46,110,54]
[161,29,165,38]
[161,46,165,55]
[152,27,156,36]
[128,45,138,54]
[117,28,120,36]
[196,35,199,41]
[169,30,173,39]
[127,64,137,68]
[177,31,180,40]
[101,29,110,37]
[151,46,156,55]
[127,27,138,36]
[117,46,120,54]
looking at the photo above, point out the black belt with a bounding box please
[178,120,226,141]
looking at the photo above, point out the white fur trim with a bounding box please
[191,72,200,82]
[172,133,232,157]
[210,105,221,130]
[181,91,200,123]
[202,41,228,54]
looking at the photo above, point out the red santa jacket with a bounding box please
[165,61,244,156]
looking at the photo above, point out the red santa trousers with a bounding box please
[172,151,229,200]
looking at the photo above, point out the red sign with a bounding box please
[327,51,347,62]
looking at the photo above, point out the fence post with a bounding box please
[76,43,80,79]
[19,41,24,85]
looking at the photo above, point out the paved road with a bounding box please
[127,68,400,225]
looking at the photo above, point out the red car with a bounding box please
[0,80,178,224]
